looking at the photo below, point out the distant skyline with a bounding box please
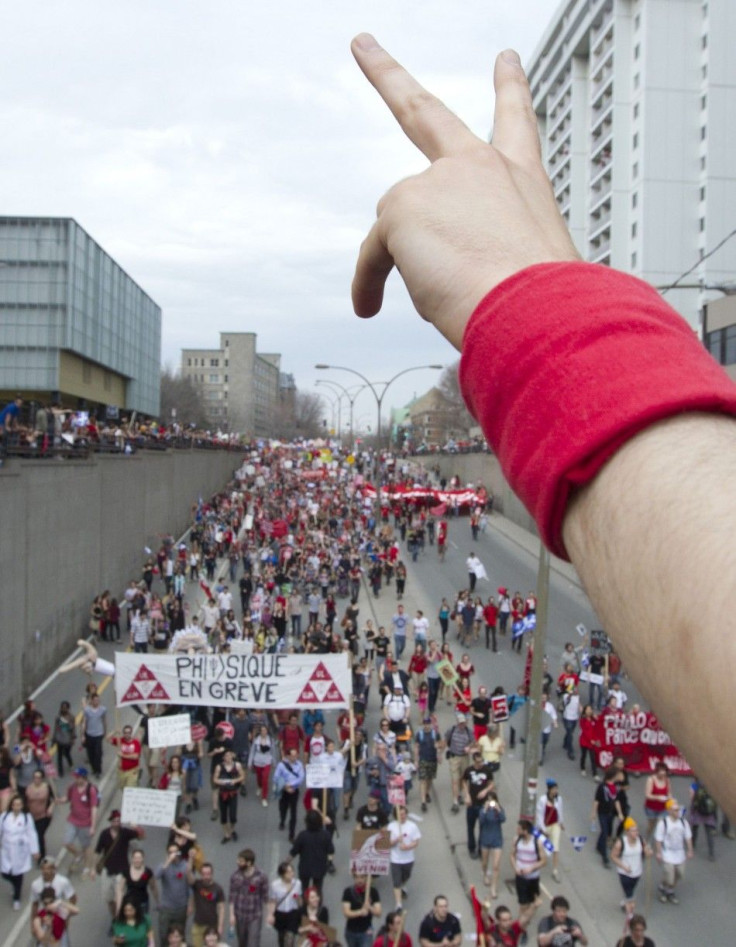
[0,0,559,421]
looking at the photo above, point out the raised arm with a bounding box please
[351,34,736,821]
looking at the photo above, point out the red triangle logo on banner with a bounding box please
[296,662,345,704]
[120,663,171,703]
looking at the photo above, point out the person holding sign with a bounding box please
[387,806,421,913]
[342,872,382,947]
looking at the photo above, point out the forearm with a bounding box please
[564,413,736,819]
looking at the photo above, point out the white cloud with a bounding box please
[0,0,559,413]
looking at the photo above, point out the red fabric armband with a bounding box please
[458,262,736,560]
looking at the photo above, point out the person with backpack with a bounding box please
[688,779,718,861]
[509,819,546,928]
[653,798,693,905]
[610,818,652,922]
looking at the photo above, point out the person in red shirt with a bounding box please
[108,725,142,789]
[483,904,527,947]
[279,713,306,758]
[483,597,498,653]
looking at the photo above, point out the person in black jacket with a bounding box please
[290,810,335,894]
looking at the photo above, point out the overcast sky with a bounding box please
[1,0,560,428]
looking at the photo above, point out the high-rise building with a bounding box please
[181,332,281,436]
[0,217,161,416]
[526,0,736,331]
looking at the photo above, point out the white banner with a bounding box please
[306,759,345,789]
[147,713,192,749]
[114,653,352,709]
[121,787,179,826]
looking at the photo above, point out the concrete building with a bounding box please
[0,216,161,416]
[181,332,281,436]
[526,0,736,332]
[704,293,736,382]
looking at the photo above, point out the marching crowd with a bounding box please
[1,442,723,947]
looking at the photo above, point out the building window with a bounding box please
[632,162,638,179]
[702,34,708,50]
[632,132,639,149]
[726,326,736,364]
[209,374,219,383]
[633,73,640,90]
[701,125,707,140]
[701,94,707,110]
[702,64,708,79]
[631,252,637,269]
[210,358,219,367]
[224,374,228,383]
[700,186,706,201]
[634,43,640,60]
[631,221,638,238]
[634,13,640,29]
[187,358,192,367]
[701,155,707,171]
[699,217,706,232]
[224,359,229,367]
[632,192,638,208]
[224,339,229,346]
[633,102,639,119]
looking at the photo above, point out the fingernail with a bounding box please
[502,49,521,66]
[353,33,380,52]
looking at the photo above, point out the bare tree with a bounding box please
[159,366,210,428]
[272,390,325,440]
[437,361,475,436]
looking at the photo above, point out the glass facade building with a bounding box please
[0,217,161,416]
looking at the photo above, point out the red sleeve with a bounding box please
[459,262,736,559]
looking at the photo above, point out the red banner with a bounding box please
[591,710,691,775]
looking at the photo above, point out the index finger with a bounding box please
[351,33,481,162]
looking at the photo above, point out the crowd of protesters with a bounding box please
[3,440,723,946]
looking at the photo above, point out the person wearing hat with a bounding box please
[611,818,652,921]
[355,791,389,831]
[653,799,693,905]
[93,809,144,925]
[444,714,473,814]
[57,767,99,877]
[535,780,564,883]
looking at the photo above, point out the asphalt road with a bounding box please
[4,511,735,946]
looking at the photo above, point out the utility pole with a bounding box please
[520,542,550,820]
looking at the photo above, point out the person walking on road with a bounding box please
[591,768,624,869]
[418,895,462,947]
[274,747,306,842]
[445,714,473,814]
[58,766,99,877]
[81,692,107,778]
[229,848,269,947]
[611,817,651,922]
[0,792,40,909]
[342,872,382,947]
[478,791,506,896]
[391,606,408,660]
[654,799,693,905]
[510,819,546,928]
[535,779,564,883]
[154,842,191,944]
[463,752,496,860]
[387,805,421,912]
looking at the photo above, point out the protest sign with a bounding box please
[350,829,391,876]
[491,695,509,723]
[592,710,691,774]
[436,659,458,687]
[306,760,345,789]
[147,713,192,749]
[388,774,406,807]
[121,787,179,826]
[115,653,352,709]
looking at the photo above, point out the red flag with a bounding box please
[430,502,447,517]
[469,886,490,946]
[199,580,213,600]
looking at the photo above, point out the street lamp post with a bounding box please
[315,363,442,447]
[316,387,340,437]
[315,379,370,447]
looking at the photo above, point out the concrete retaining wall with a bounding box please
[0,449,241,713]
[415,452,537,535]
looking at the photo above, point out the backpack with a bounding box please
[693,786,716,816]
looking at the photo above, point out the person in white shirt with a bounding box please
[535,779,564,882]
[606,681,628,711]
[383,688,411,735]
[654,799,693,905]
[387,806,421,911]
[539,695,558,766]
[561,688,581,761]
[218,587,233,616]
[412,611,429,647]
